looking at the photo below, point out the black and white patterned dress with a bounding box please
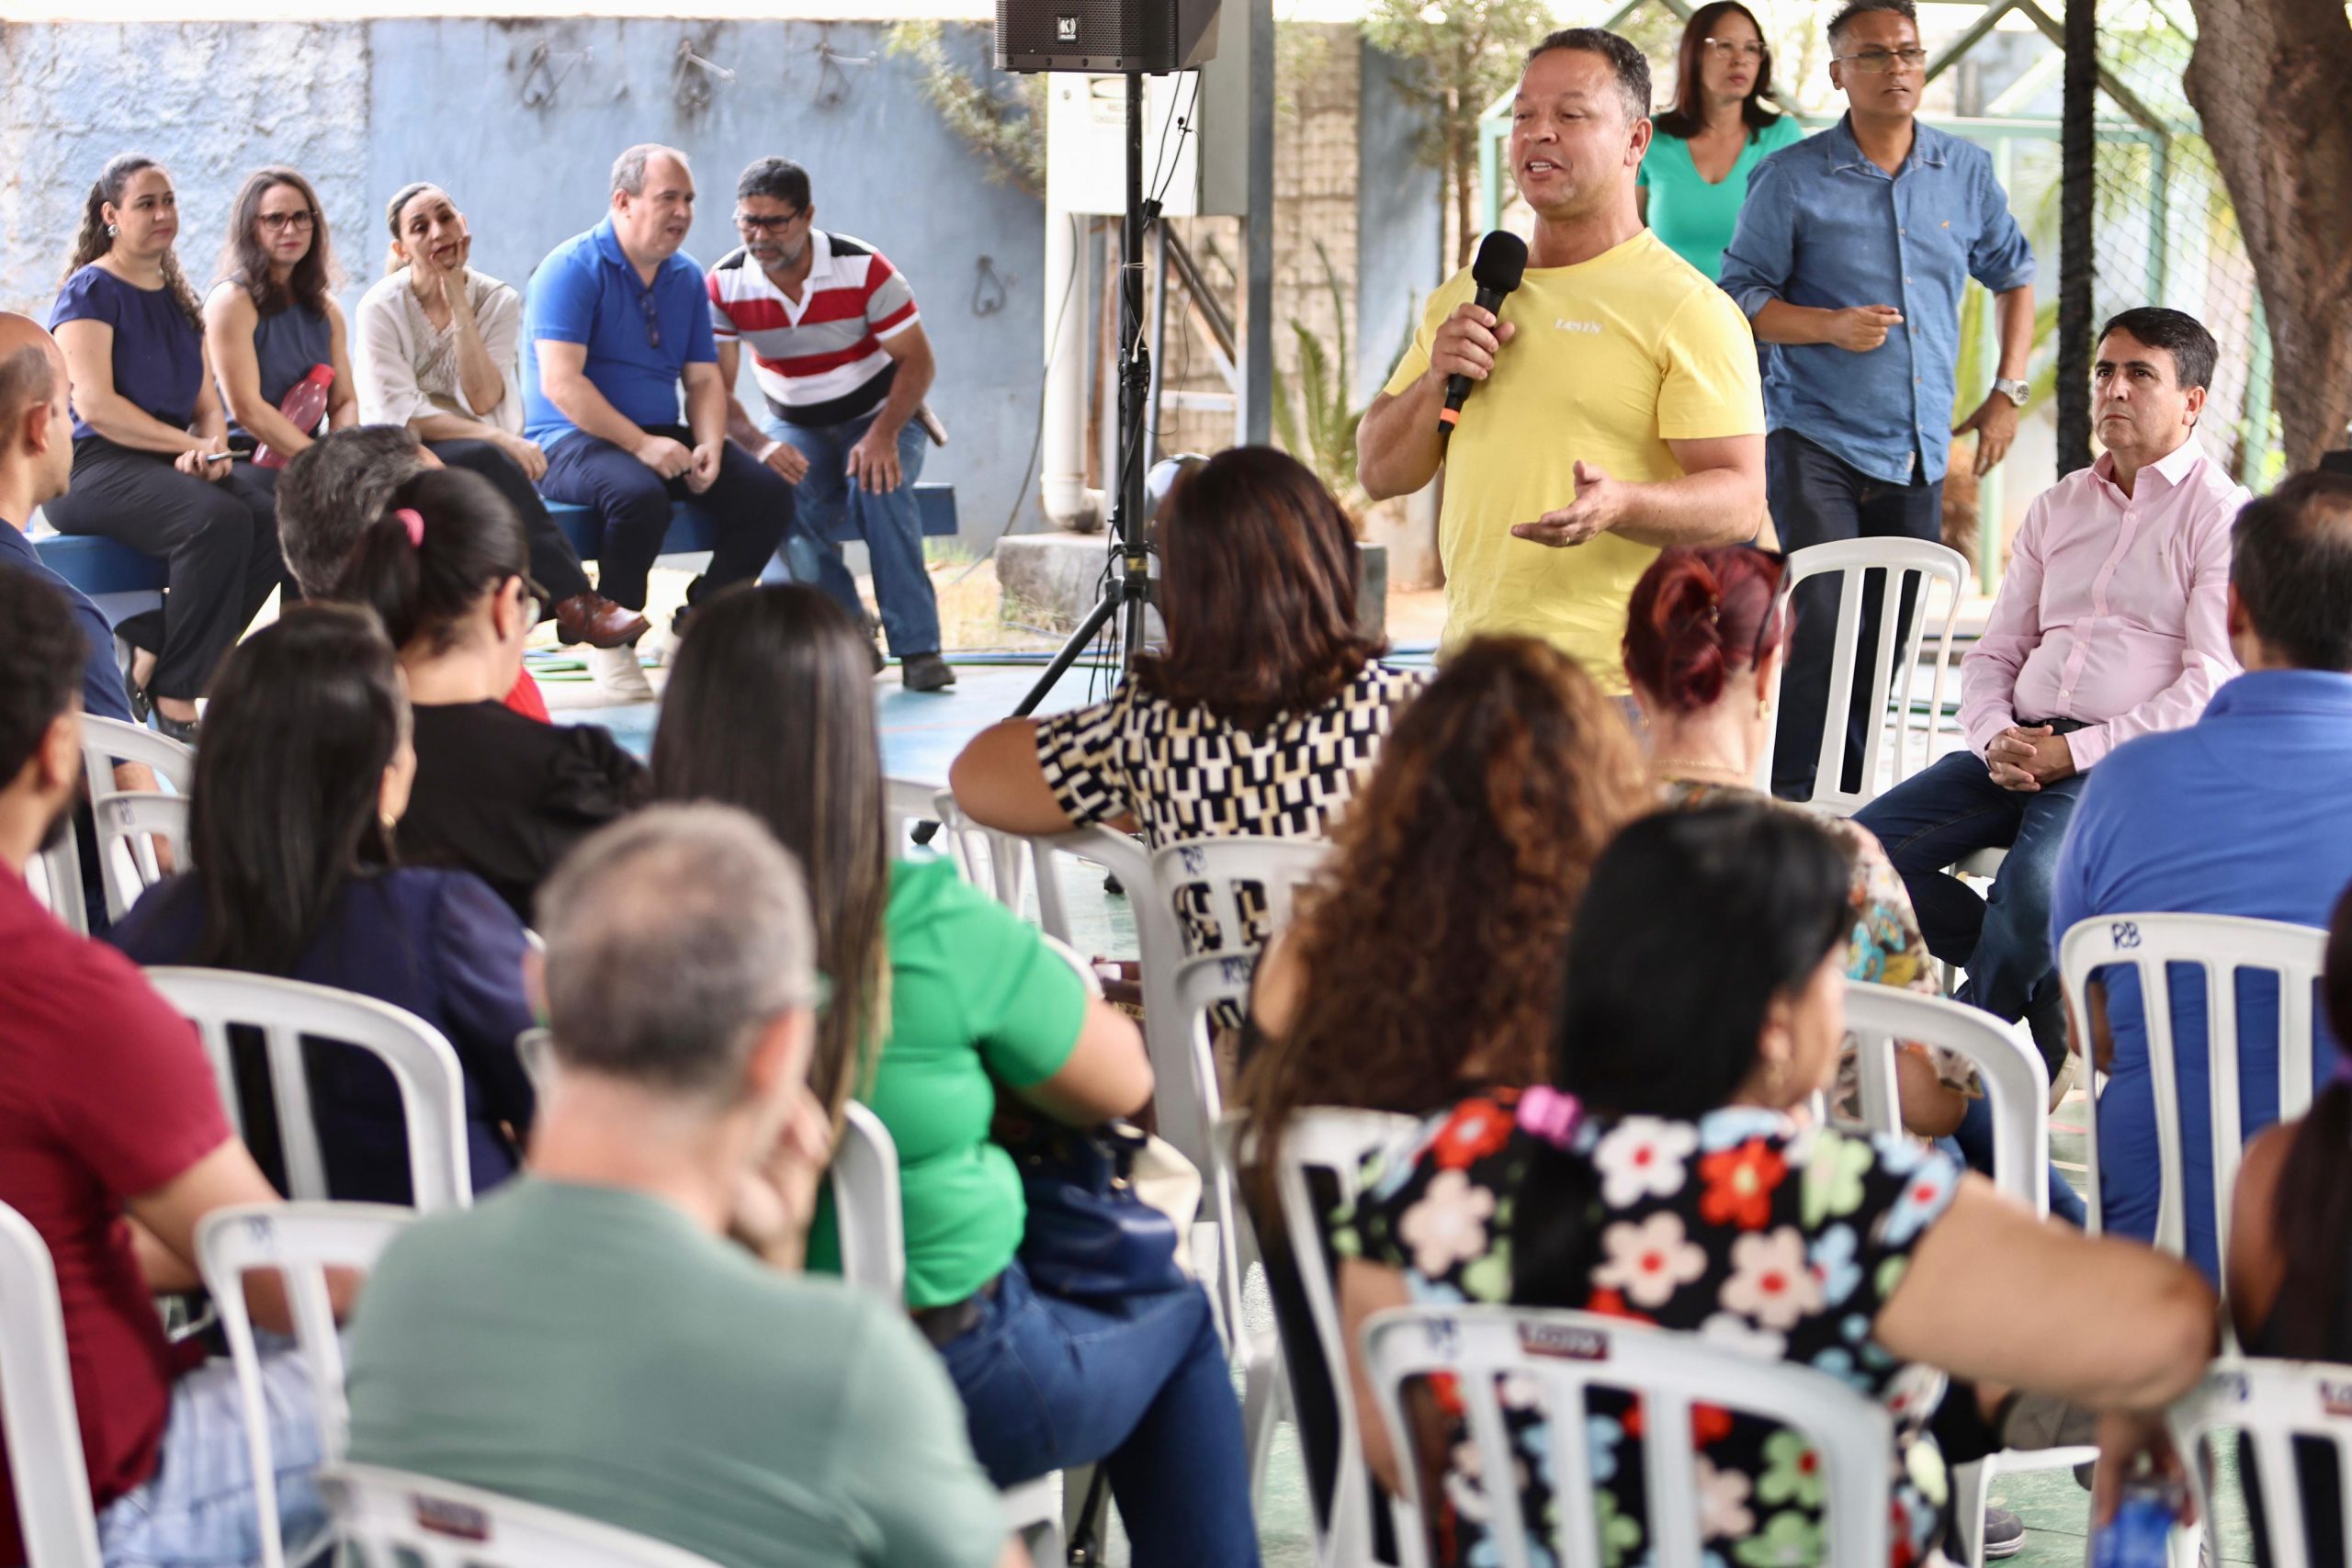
[1032,662,1425,953]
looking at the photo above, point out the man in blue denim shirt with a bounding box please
[1719,0,2037,800]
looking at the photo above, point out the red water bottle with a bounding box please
[253,364,334,469]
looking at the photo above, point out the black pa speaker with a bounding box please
[994,0,1218,74]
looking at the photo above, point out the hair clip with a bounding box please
[1516,1085,1586,1149]
[397,507,424,547]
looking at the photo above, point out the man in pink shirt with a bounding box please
[1856,307,2244,1075]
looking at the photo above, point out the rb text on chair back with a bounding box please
[195,1201,414,1568]
[2170,1358,2352,1568]
[0,1201,102,1568]
[2057,913,2329,1266]
[1762,538,1967,817]
[1842,983,2052,1213]
[322,1461,729,1568]
[142,969,474,1211]
[1264,1107,1422,1568]
[1364,1305,1894,1568]
[86,792,188,926]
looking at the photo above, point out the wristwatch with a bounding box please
[1992,377,2030,408]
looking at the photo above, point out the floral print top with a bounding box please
[1334,1087,1965,1568]
[1661,779,1976,1109]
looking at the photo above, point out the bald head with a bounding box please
[0,313,72,508]
[0,314,62,427]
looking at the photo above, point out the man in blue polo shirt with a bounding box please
[2052,470,2352,1280]
[526,144,796,701]
[0,313,163,929]
[1719,0,2037,800]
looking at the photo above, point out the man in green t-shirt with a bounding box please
[344,805,1023,1568]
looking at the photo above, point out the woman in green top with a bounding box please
[651,583,1261,1568]
[1639,1,1808,279]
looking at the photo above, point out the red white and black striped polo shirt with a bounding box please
[707,231,920,428]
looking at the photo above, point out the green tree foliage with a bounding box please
[885,22,1050,200]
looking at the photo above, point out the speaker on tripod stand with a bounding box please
[996,0,1219,73]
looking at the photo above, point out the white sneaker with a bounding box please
[584,646,656,704]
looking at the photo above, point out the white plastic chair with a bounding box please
[1762,537,1969,816]
[86,790,188,924]
[321,1461,728,1568]
[2057,913,2328,1265]
[1839,983,2091,1565]
[1363,1304,1894,1568]
[888,775,1053,924]
[143,969,474,1211]
[826,1077,1066,1561]
[0,1201,103,1568]
[196,1201,414,1568]
[80,714,194,795]
[26,820,87,937]
[1266,1107,1425,1568]
[2169,1357,2352,1568]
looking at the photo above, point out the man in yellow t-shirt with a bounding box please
[1359,27,1767,693]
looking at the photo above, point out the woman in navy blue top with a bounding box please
[109,604,537,1205]
[47,153,284,741]
[204,166,359,461]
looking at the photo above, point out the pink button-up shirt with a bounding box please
[1959,437,2245,771]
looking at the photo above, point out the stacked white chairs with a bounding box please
[2057,913,2329,1267]
[1840,982,2092,1566]
[86,791,188,924]
[0,1201,103,1568]
[195,1201,414,1568]
[1266,1108,1423,1568]
[143,969,473,1211]
[321,1462,727,1568]
[1761,537,1970,816]
[2169,1357,2352,1568]
[829,1027,1069,1561]
[1363,1304,1893,1568]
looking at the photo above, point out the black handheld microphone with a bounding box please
[1439,230,1529,438]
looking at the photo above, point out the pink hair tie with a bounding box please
[396,508,424,547]
[1516,1085,1585,1149]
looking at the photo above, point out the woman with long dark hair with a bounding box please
[108,604,537,1202]
[204,167,359,463]
[1641,2,1805,279]
[1233,634,1650,1548]
[953,445,1421,953]
[1334,803,2214,1568]
[334,467,649,921]
[353,181,640,649]
[653,583,1262,1567]
[47,152,284,740]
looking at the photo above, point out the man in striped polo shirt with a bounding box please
[712,157,951,691]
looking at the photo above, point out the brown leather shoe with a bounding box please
[553,593,651,649]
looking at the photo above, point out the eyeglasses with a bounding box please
[734,209,806,235]
[1833,46,1928,73]
[1702,38,1767,59]
[257,209,317,233]
[638,290,662,351]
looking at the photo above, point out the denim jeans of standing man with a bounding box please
[763,410,942,658]
[935,1258,1261,1568]
[1767,429,1944,801]
[1853,739,2089,1075]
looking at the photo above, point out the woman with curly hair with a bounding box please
[1232,634,1651,1549]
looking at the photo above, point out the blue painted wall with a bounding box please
[1355,45,1443,405]
[1,18,1047,540]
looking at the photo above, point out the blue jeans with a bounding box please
[97,1348,325,1567]
[1766,429,1944,801]
[1939,1095,2088,1226]
[936,1258,1261,1568]
[536,423,795,616]
[1854,746,2087,1072]
[763,410,941,656]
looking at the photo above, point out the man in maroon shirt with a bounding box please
[0,571,323,1563]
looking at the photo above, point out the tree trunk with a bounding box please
[1445,90,1473,270]
[2185,0,2352,468]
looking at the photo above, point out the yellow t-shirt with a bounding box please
[1385,229,1764,691]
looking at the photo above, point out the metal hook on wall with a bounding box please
[673,37,736,113]
[812,34,875,108]
[519,40,591,111]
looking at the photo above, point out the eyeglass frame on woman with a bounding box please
[256,209,318,233]
[734,209,807,236]
[1702,37,1768,59]
[1832,45,1928,73]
